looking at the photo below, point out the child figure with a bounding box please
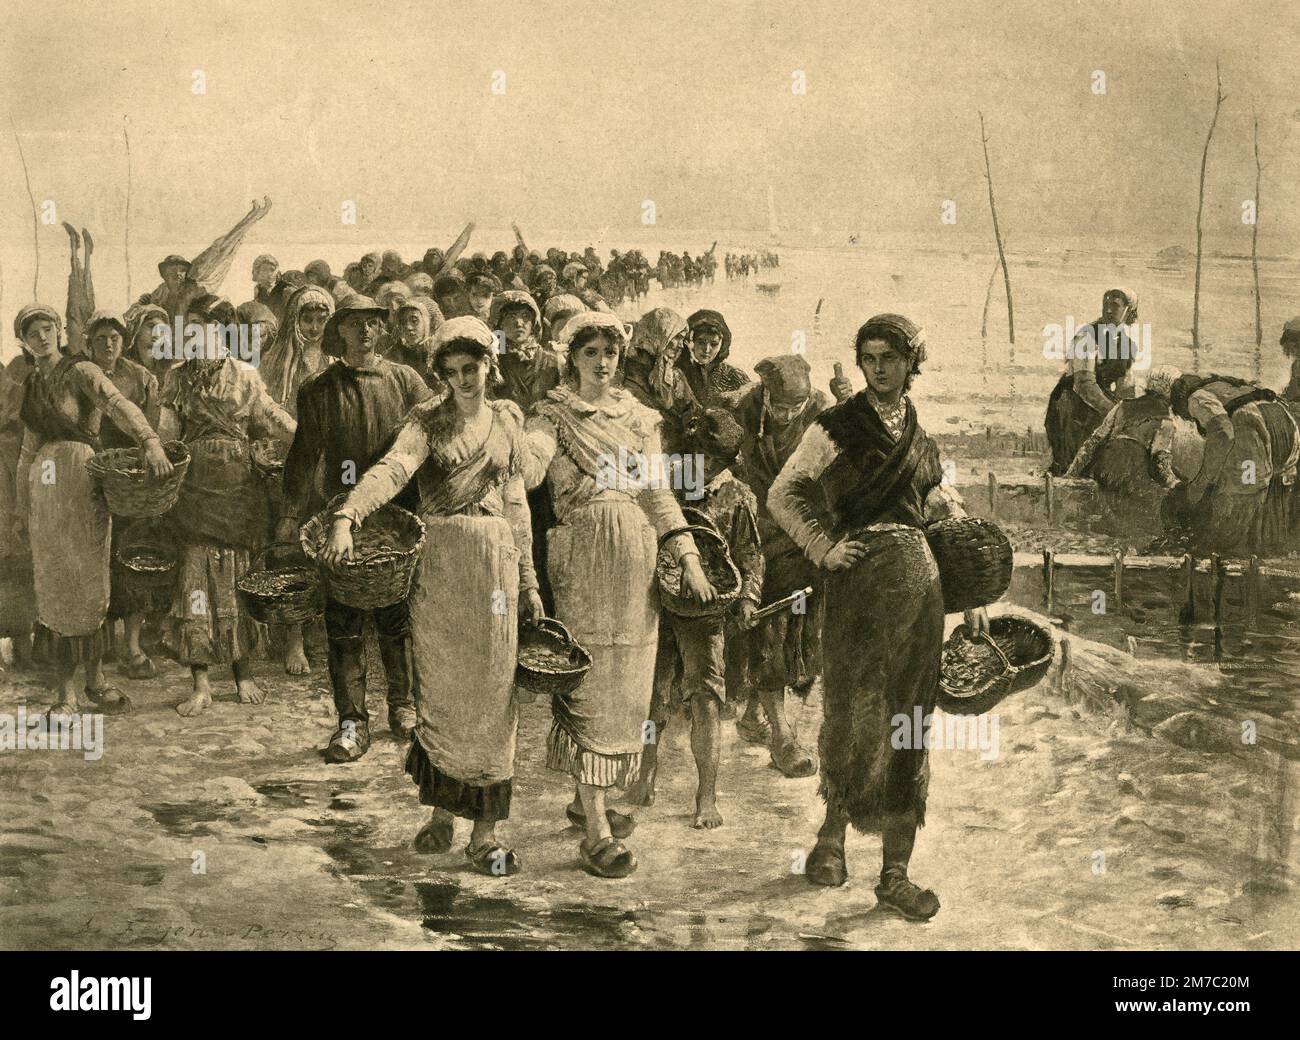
[626,409,763,827]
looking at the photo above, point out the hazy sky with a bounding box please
[3,0,1299,256]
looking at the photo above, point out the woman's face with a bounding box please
[439,352,489,400]
[572,333,620,390]
[1102,294,1128,325]
[857,338,909,398]
[690,329,723,365]
[90,327,124,368]
[299,304,329,343]
[398,309,426,346]
[501,308,533,346]
[22,318,59,358]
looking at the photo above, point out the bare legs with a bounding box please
[176,658,261,716]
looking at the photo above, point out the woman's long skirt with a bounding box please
[405,513,520,820]
[170,545,255,665]
[0,430,35,638]
[819,526,945,834]
[28,440,110,663]
[545,496,660,790]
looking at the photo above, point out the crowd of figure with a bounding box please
[1045,287,1300,558]
[0,208,959,919]
[724,252,781,280]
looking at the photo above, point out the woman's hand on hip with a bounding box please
[823,538,869,571]
[319,518,354,567]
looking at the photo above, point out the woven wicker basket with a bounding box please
[925,516,1012,614]
[655,524,741,619]
[114,529,177,592]
[937,614,1055,715]
[237,541,323,624]
[249,438,289,479]
[515,617,592,698]
[87,440,190,518]
[300,497,425,609]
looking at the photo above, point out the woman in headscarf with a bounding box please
[15,305,173,713]
[678,309,750,409]
[260,285,334,416]
[1046,288,1140,474]
[256,285,333,676]
[385,295,446,390]
[489,290,560,413]
[768,314,988,921]
[522,312,716,877]
[621,307,696,443]
[320,317,542,875]
[91,305,164,679]
[490,290,562,612]
[541,293,585,352]
[159,296,296,715]
[236,300,279,358]
[124,304,172,380]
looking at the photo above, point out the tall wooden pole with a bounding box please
[10,116,39,298]
[1251,103,1262,382]
[979,112,1015,391]
[1192,61,1226,366]
[124,117,133,301]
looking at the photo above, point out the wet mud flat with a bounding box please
[1,610,1294,951]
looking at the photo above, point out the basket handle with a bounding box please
[252,540,306,572]
[967,628,1013,674]
[526,616,573,645]
[657,523,718,552]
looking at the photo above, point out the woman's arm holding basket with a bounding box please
[333,420,430,529]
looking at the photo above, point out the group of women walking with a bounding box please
[1,237,987,919]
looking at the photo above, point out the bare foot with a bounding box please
[176,690,211,717]
[236,678,265,704]
[623,778,656,807]
[693,805,724,829]
[283,647,310,676]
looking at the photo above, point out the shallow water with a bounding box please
[1007,564,1300,724]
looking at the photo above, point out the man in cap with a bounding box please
[280,296,434,762]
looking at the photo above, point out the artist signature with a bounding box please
[78,913,340,950]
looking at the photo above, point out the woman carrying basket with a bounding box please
[14,306,173,714]
[319,316,542,876]
[768,314,987,921]
[521,311,716,878]
[159,295,296,717]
